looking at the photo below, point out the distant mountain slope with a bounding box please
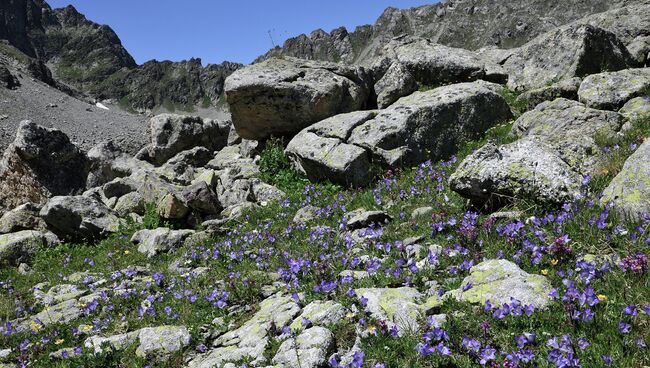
[0,0,241,113]
[259,0,635,64]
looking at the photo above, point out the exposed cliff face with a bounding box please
[93,59,242,112]
[259,0,635,64]
[0,0,240,112]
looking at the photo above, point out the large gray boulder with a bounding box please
[510,98,626,174]
[499,24,635,91]
[286,111,374,187]
[140,114,230,166]
[371,36,504,108]
[0,230,60,266]
[39,196,122,240]
[225,57,371,140]
[578,68,650,110]
[86,141,153,188]
[449,139,583,206]
[286,81,512,186]
[0,121,89,214]
[601,139,650,221]
[131,228,195,258]
[348,81,513,167]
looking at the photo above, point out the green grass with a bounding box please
[1,113,649,367]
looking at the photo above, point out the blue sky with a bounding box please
[48,0,436,65]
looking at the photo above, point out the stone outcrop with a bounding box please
[139,114,230,166]
[286,81,512,186]
[0,230,59,266]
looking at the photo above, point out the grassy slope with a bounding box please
[0,104,649,367]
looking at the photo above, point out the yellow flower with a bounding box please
[366,325,377,335]
[597,294,608,302]
[124,250,130,255]
[551,259,559,266]
[55,339,64,345]
[541,269,549,276]
[81,324,93,333]
[30,321,43,332]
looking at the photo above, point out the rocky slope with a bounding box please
[0,1,650,367]
[259,0,638,64]
[0,0,241,113]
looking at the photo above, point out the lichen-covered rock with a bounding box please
[374,62,417,109]
[0,230,59,266]
[501,24,634,91]
[272,327,334,368]
[290,301,347,332]
[187,294,300,368]
[250,180,285,205]
[578,68,650,110]
[285,111,374,187]
[355,287,435,335]
[372,37,499,107]
[128,169,189,220]
[287,81,512,186]
[225,57,371,140]
[0,121,89,213]
[293,205,321,224]
[601,139,650,221]
[0,203,46,234]
[449,139,583,206]
[515,78,582,110]
[348,81,513,167]
[510,98,625,173]
[84,325,190,359]
[135,326,191,358]
[39,196,121,240]
[619,96,650,121]
[455,259,553,308]
[131,228,195,258]
[142,114,230,166]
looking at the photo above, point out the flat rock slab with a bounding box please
[578,68,650,110]
[355,287,441,335]
[187,294,300,368]
[454,259,552,309]
[272,326,334,368]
